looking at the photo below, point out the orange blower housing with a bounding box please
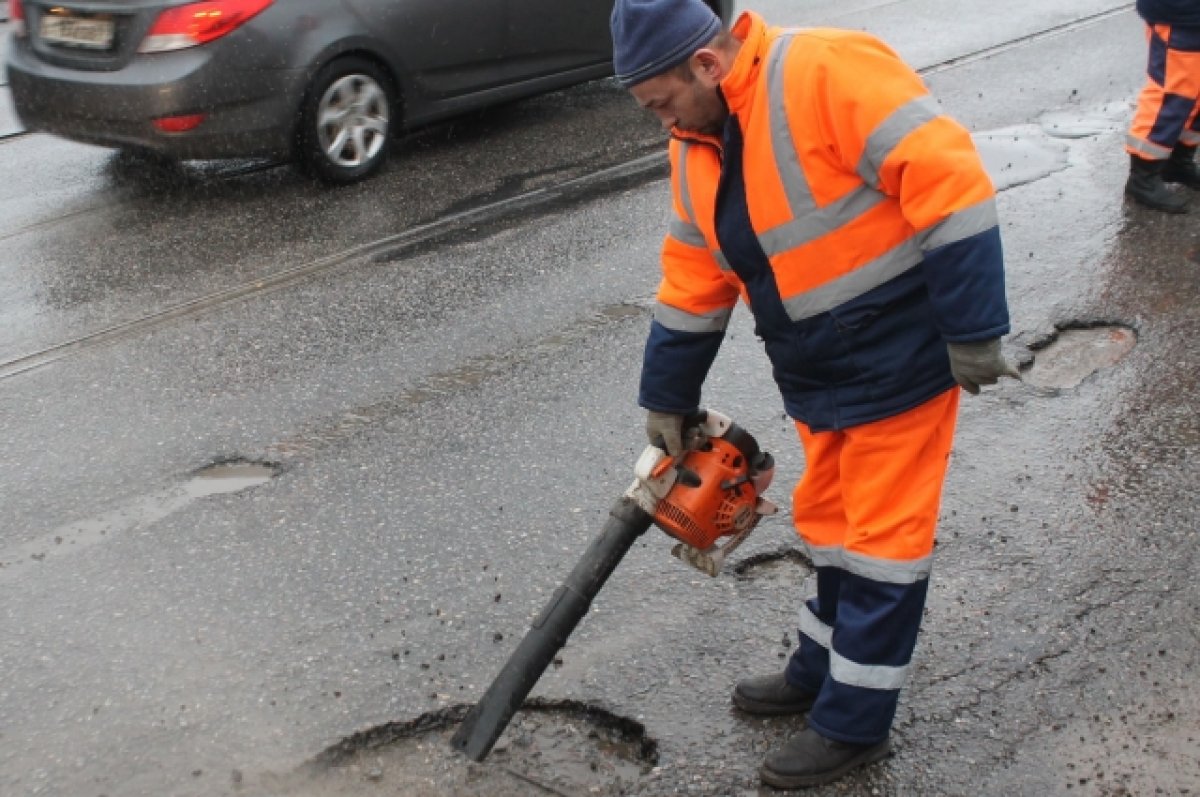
[653,425,774,550]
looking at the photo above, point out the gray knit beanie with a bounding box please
[610,0,722,88]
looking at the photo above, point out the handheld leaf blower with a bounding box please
[450,408,776,761]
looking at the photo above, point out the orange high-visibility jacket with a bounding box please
[640,12,1011,430]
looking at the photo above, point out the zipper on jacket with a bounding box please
[713,114,793,341]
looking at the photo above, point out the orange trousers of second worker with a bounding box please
[1127,23,1200,159]
[792,388,960,565]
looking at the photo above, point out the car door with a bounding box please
[345,0,509,98]
[502,0,613,80]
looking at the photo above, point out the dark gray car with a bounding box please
[6,0,733,183]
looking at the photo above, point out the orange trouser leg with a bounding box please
[786,389,959,744]
[1127,24,1200,158]
[792,388,959,561]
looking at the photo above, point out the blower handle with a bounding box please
[649,410,711,486]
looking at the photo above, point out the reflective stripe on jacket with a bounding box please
[640,12,1011,431]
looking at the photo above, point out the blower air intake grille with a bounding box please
[655,499,708,547]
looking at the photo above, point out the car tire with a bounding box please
[298,56,395,184]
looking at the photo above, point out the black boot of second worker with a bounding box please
[760,727,892,789]
[1126,154,1189,213]
[1163,144,1200,190]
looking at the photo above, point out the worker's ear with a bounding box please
[691,47,726,86]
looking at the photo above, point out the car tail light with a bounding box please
[9,0,26,37]
[138,0,273,53]
[153,113,207,133]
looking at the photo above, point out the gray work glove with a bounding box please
[947,338,1021,395]
[645,410,685,456]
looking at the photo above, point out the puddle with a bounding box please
[185,461,278,498]
[247,700,656,797]
[973,126,1070,191]
[1022,324,1137,389]
[0,459,278,583]
[1038,106,1125,140]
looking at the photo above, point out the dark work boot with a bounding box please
[760,727,892,789]
[1163,144,1200,189]
[732,672,817,716]
[1126,154,1189,213]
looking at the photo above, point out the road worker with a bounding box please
[1125,0,1200,213]
[610,0,1019,788]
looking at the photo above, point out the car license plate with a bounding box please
[39,13,115,49]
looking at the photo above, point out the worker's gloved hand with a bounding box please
[947,338,1021,395]
[645,410,686,456]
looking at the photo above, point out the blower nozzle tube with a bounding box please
[450,496,653,761]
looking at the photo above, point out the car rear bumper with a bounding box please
[7,38,306,160]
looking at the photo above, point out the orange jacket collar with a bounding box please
[720,11,772,114]
[668,11,772,148]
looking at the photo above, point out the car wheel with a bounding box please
[298,56,395,184]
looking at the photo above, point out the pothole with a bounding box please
[185,460,279,498]
[732,547,813,582]
[1021,323,1137,389]
[246,700,657,797]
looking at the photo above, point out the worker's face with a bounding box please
[630,57,727,136]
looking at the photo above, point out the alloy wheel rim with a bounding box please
[316,74,389,168]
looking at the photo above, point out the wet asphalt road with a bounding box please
[2,2,1199,796]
